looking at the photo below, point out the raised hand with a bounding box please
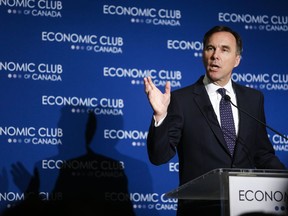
[144,77,171,122]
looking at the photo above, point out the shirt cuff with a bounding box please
[153,113,167,127]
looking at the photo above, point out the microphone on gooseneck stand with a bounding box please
[224,95,288,141]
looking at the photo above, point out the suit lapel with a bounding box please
[232,83,250,154]
[193,81,230,153]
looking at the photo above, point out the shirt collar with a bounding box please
[203,74,234,95]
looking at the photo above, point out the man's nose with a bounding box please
[211,49,220,59]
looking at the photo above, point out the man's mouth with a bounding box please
[209,63,220,70]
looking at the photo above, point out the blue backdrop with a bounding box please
[0,0,287,215]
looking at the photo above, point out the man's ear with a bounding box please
[234,55,241,68]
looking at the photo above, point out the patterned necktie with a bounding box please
[217,88,236,156]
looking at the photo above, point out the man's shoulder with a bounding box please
[172,76,204,94]
[233,81,264,97]
[172,82,203,97]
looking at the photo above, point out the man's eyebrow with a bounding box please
[221,45,231,50]
[205,44,231,49]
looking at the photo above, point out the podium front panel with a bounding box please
[229,173,288,216]
[165,168,288,216]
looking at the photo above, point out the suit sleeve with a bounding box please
[146,94,182,165]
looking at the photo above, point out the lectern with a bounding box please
[165,168,288,216]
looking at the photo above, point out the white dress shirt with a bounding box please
[203,75,239,135]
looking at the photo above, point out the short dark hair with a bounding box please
[203,26,243,55]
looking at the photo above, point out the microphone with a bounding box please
[224,95,288,141]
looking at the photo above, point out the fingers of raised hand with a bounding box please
[144,77,154,95]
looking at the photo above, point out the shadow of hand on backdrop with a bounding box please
[10,162,34,193]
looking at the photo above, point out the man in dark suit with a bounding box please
[144,25,286,215]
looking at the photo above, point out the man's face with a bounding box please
[202,31,241,86]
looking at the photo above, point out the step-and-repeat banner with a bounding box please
[0,0,287,215]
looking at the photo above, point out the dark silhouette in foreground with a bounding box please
[3,106,135,216]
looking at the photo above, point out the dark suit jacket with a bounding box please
[147,75,286,186]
